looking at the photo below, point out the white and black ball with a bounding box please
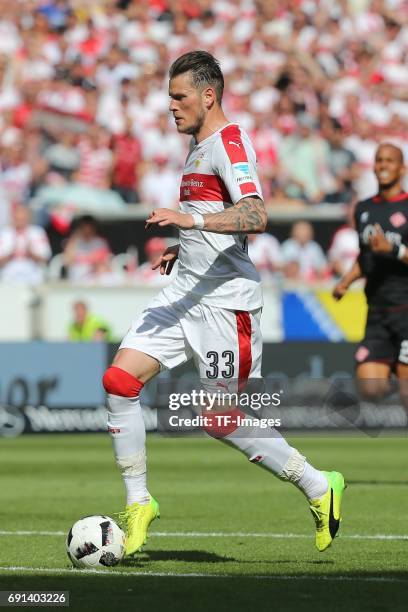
[66,515,125,568]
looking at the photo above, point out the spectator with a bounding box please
[63,215,111,283]
[0,144,32,203]
[328,205,359,278]
[281,221,328,282]
[133,237,175,287]
[323,120,358,204]
[44,131,80,180]
[68,300,112,342]
[76,126,113,190]
[279,114,331,203]
[139,155,179,210]
[247,233,283,281]
[141,112,184,165]
[0,204,51,284]
[0,0,406,286]
[111,117,142,203]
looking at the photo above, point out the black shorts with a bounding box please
[355,306,408,367]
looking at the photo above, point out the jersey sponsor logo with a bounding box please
[361,211,369,222]
[234,163,250,173]
[228,140,241,148]
[180,172,231,203]
[361,224,401,246]
[232,162,254,185]
[389,212,407,228]
[181,177,204,190]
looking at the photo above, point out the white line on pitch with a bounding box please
[0,566,407,583]
[0,530,407,541]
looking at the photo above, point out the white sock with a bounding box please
[224,425,328,499]
[123,474,150,506]
[224,428,296,474]
[297,463,328,500]
[107,393,150,505]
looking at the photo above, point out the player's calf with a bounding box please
[103,366,150,506]
[103,365,160,555]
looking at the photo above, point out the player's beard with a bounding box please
[179,108,206,136]
[378,175,401,191]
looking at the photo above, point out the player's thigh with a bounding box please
[186,306,262,385]
[355,308,394,369]
[390,310,408,367]
[115,292,192,377]
[113,348,160,383]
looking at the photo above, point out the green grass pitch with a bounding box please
[0,433,407,611]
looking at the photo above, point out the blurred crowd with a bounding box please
[0,206,358,285]
[0,0,406,285]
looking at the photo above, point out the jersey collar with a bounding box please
[193,122,237,148]
[373,192,408,203]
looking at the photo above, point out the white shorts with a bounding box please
[120,290,262,383]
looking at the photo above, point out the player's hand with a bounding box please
[332,280,349,301]
[151,244,179,275]
[368,223,392,254]
[145,209,194,230]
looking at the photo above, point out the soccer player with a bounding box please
[333,143,408,404]
[102,51,345,557]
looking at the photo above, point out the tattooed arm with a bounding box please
[200,196,267,234]
[145,196,267,235]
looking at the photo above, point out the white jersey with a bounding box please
[163,123,263,311]
[0,225,51,285]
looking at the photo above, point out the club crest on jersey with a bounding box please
[194,152,205,167]
[232,162,253,185]
[389,212,406,228]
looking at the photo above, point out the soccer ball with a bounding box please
[66,515,125,568]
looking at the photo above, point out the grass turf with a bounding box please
[0,433,407,611]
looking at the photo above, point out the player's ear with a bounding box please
[202,86,216,109]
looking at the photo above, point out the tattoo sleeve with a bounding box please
[201,196,267,234]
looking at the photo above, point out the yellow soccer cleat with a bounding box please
[309,471,346,552]
[118,497,160,557]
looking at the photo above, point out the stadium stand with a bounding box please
[0,0,406,288]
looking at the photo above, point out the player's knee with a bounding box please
[102,366,144,397]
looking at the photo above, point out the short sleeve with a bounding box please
[212,124,263,204]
